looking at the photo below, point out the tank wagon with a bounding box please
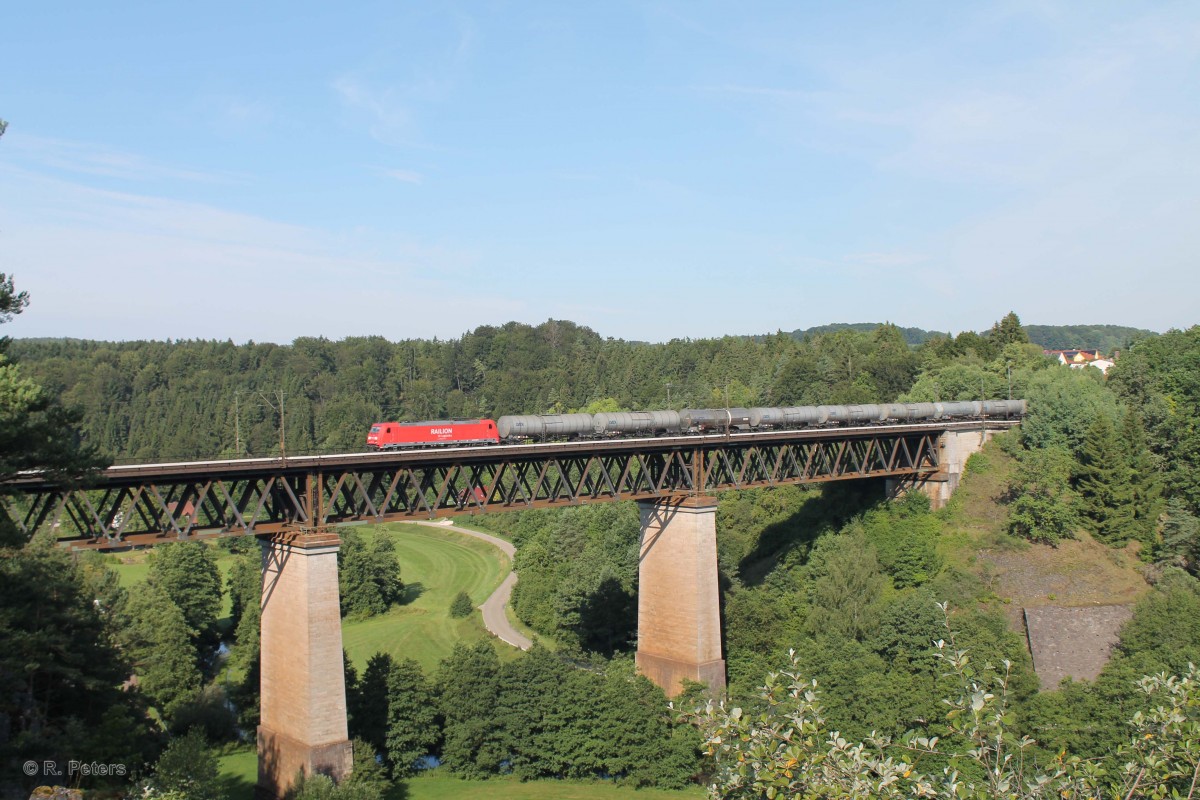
[367,399,1025,449]
[496,413,593,440]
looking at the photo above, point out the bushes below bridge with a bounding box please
[346,642,701,787]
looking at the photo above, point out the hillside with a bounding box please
[778,321,1156,352]
[1023,324,1156,352]
[784,322,947,345]
[938,439,1149,612]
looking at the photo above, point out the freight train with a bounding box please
[365,399,1025,451]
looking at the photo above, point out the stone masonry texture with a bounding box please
[257,534,352,798]
[635,496,726,696]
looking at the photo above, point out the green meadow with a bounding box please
[216,747,704,800]
[107,522,525,669]
[340,522,523,672]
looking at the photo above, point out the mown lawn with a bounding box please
[400,771,705,800]
[217,748,704,800]
[341,522,517,672]
[106,522,515,670]
[216,746,257,800]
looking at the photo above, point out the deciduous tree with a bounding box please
[1007,446,1080,544]
[437,641,503,778]
[339,532,404,618]
[120,582,202,719]
[147,728,221,800]
[349,651,394,754]
[384,658,439,777]
[148,541,223,652]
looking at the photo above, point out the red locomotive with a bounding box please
[366,419,501,450]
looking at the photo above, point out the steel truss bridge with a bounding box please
[2,421,1016,550]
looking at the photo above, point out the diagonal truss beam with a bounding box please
[2,430,947,549]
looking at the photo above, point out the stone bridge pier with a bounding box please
[257,530,352,799]
[635,496,726,697]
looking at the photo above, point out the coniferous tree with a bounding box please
[347,737,393,797]
[1122,408,1162,545]
[228,571,262,733]
[0,271,28,321]
[343,651,359,733]
[369,534,404,606]
[78,550,130,627]
[0,277,104,508]
[990,311,1030,348]
[805,532,885,641]
[226,546,261,631]
[0,537,151,791]
[449,590,473,618]
[1076,414,1136,545]
[1159,498,1200,571]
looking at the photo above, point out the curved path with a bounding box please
[411,519,533,650]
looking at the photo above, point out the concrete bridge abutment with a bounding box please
[635,496,726,697]
[257,530,353,799]
[888,427,999,510]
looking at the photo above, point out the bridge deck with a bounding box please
[3,420,1017,549]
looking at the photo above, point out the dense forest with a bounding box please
[5,280,1200,798]
[1024,323,1156,353]
[781,322,1153,351]
[3,318,1155,463]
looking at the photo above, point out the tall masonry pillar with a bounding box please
[257,530,353,799]
[635,496,726,697]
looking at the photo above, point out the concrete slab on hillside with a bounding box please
[1024,605,1132,691]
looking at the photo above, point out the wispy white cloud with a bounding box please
[194,94,277,137]
[332,75,419,146]
[846,12,1197,187]
[380,167,422,184]
[0,167,495,342]
[843,252,927,269]
[2,133,236,184]
[699,83,829,103]
[330,10,476,148]
[694,3,1200,333]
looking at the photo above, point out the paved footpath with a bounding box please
[411,519,533,651]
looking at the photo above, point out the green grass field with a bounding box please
[217,747,704,800]
[216,746,257,800]
[107,523,521,672]
[341,523,516,672]
[401,772,705,800]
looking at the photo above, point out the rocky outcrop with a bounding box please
[1024,605,1133,691]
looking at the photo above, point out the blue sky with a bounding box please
[2,1,1197,343]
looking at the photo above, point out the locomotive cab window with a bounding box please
[370,426,381,433]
